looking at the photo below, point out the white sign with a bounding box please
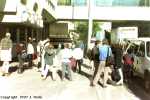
[117,27,138,39]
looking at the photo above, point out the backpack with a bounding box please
[87,49,92,60]
[91,46,99,61]
[123,54,134,65]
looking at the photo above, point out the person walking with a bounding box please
[123,49,134,84]
[41,43,56,80]
[32,38,37,62]
[113,43,124,85]
[90,39,112,88]
[16,42,26,74]
[36,40,43,71]
[72,45,84,73]
[91,40,100,80]
[0,32,12,76]
[61,43,73,81]
[27,37,34,68]
[40,38,49,72]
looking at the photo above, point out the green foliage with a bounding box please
[92,22,102,36]
[33,3,38,12]
[21,0,27,5]
[76,22,88,42]
[75,22,101,42]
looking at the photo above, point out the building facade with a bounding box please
[1,0,150,44]
[0,0,57,43]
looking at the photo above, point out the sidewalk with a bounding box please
[0,59,141,100]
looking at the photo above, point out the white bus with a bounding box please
[126,37,150,91]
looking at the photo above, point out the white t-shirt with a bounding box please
[27,43,34,54]
[72,48,83,60]
[61,48,72,63]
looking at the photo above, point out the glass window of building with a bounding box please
[112,0,140,6]
[72,0,87,6]
[58,0,86,6]
[95,0,113,6]
[94,0,150,7]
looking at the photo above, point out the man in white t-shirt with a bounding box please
[72,46,83,73]
[27,37,34,68]
[61,43,73,81]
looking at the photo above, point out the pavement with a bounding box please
[0,59,145,100]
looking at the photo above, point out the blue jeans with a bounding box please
[62,62,72,80]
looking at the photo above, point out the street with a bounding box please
[0,60,150,100]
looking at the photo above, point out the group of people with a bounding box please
[39,41,84,81]
[15,37,85,81]
[0,32,85,82]
[90,39,134,88]
[0,32,134,88]
[0,32,36,76]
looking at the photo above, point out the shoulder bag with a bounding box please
[106,47,113,67]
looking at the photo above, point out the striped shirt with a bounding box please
[0,37,12,50]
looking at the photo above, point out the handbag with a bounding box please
[106,47,113,66]
[111,68,121,82]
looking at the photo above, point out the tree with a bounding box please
[76,22,88,42]
[33,3,38,12]
[21,0,27,5]
[75,22,101,43]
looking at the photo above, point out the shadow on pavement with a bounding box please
[125,77,150,100]
[81,63,92,70]
[78,70,93,81]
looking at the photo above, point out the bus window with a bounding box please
[146,42,150,57]
[137,42,145,57]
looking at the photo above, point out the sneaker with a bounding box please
[116,81,123,86]
[69,79,72,81]
[52,78,56,81]
[5,73,10,77]
[37,69,41,72]
[102,85,107,88]
[61,78,64,81]
[2,73,5,76]
[42,77,46,80]
[102,84,107,88]
[90,82,95,87]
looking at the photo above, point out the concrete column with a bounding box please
[34,30,37,41]
[16,28,20,43]
[36,29,39,41]
[6,28,9,33]
[87,0,93,49]
[37,28,41,41]
[31,29,34,38]
[25,28,28,44]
